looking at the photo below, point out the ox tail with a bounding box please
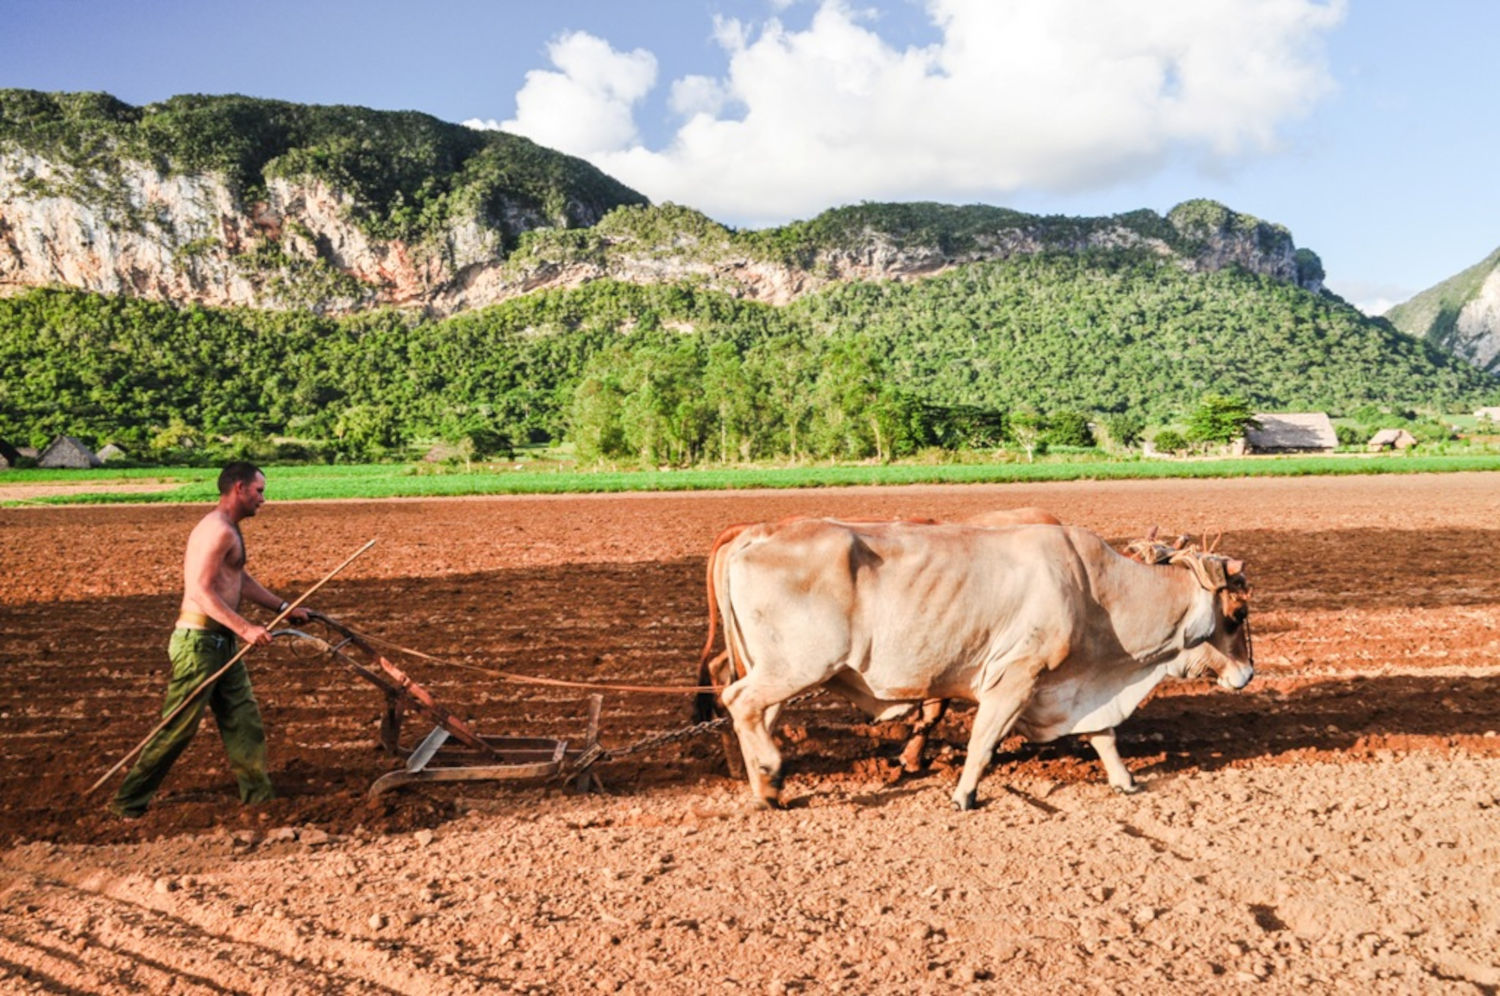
[693,521,756,722]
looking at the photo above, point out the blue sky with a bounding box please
[5,0,1496,314]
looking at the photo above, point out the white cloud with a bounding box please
[493,0,1346,225]
[480,30,657,157]
[668,75,727,118]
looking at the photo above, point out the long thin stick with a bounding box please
[87,539,377,797]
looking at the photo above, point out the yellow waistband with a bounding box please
[176,611,230,634]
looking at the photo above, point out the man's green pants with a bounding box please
[111,627,274,817]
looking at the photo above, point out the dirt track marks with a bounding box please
[0,855,483,994]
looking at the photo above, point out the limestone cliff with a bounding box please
[0,149,622,314]
[0,91,1326,317]
[0,89,647,314]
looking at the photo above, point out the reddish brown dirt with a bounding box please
[1,474,1498,992]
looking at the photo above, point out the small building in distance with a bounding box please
[1367,428,1418,451]
[1243,413,1337,454]
[1475,406,1500,423]
[37,435,102,469]
[96,443,127,462]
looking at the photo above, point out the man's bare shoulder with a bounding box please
[186,510,239,558]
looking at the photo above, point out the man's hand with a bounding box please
[242,623,273,647]
[284,606,311,624]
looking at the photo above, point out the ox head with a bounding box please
[1127,536,1255,691]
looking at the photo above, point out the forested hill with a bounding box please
[0,89,1324,315]
[1,254,1493,463]
[0,89,649,312]
[1,90,1496,466]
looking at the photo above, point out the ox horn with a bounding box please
[1171,534,1189,550]
[1145,525,1159,541]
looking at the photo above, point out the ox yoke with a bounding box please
[724,521,1214,742]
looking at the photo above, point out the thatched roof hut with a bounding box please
[97,443,127,462]
[38,435,102,469]
[1244,413,1337,454]
[1367,428,1417,451]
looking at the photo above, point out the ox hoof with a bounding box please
[750,796,785,812]
[1112,782,1144,795]
[951,791,978,812]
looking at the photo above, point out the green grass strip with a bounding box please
[6,452,1500,506]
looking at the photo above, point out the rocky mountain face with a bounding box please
[1386,248,1500,374]
[509,198,1325,309]
[0,92,1325,317]
[0,149,623,315]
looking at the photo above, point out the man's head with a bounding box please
[218,461,266,519]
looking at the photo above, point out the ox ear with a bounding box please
[1226,558,1245,577]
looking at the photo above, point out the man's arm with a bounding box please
[242,572,310,623]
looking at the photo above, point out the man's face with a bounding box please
[234,473,267,517]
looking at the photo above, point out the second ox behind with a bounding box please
[701,518,1253,810]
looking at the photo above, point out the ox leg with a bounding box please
[692,650,735,724]
[1085,729,1141,794]
[721,675,809,809]
[698,651,747,779]
[898,698,948,774]
[719,729,747,780]
[953,672,1036,811]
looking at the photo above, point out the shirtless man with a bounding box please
[110,461,310,818]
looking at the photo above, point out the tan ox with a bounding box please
[899,507,1062,771]
[693,508,1063,773]
[709,519,1253,810]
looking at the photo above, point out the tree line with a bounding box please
[1,249,1495,466]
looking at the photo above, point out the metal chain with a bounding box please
[563,689,825,777]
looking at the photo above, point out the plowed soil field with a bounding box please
[2,473,1498,993]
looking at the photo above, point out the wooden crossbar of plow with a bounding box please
[288,614,605,798]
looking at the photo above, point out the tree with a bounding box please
[568,350,628,462]
[149,417,203,458]
[701,341,757,462]
[1008,411,1045,462]
[1186,394,1258,446]
[1101,412,1145,448]
[1153,428,1188,454]
[331,403,403,458]
[743,336,817,461]
[616,338,711,465]
[1042,410,1095,448]
[806,339,914,461]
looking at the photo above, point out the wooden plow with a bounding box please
[283,614,604,799]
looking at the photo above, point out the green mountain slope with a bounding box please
[1386,246,1500,373]
[1,252,1492,463]
[0,89,648,244]
[792,251,1483,416]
